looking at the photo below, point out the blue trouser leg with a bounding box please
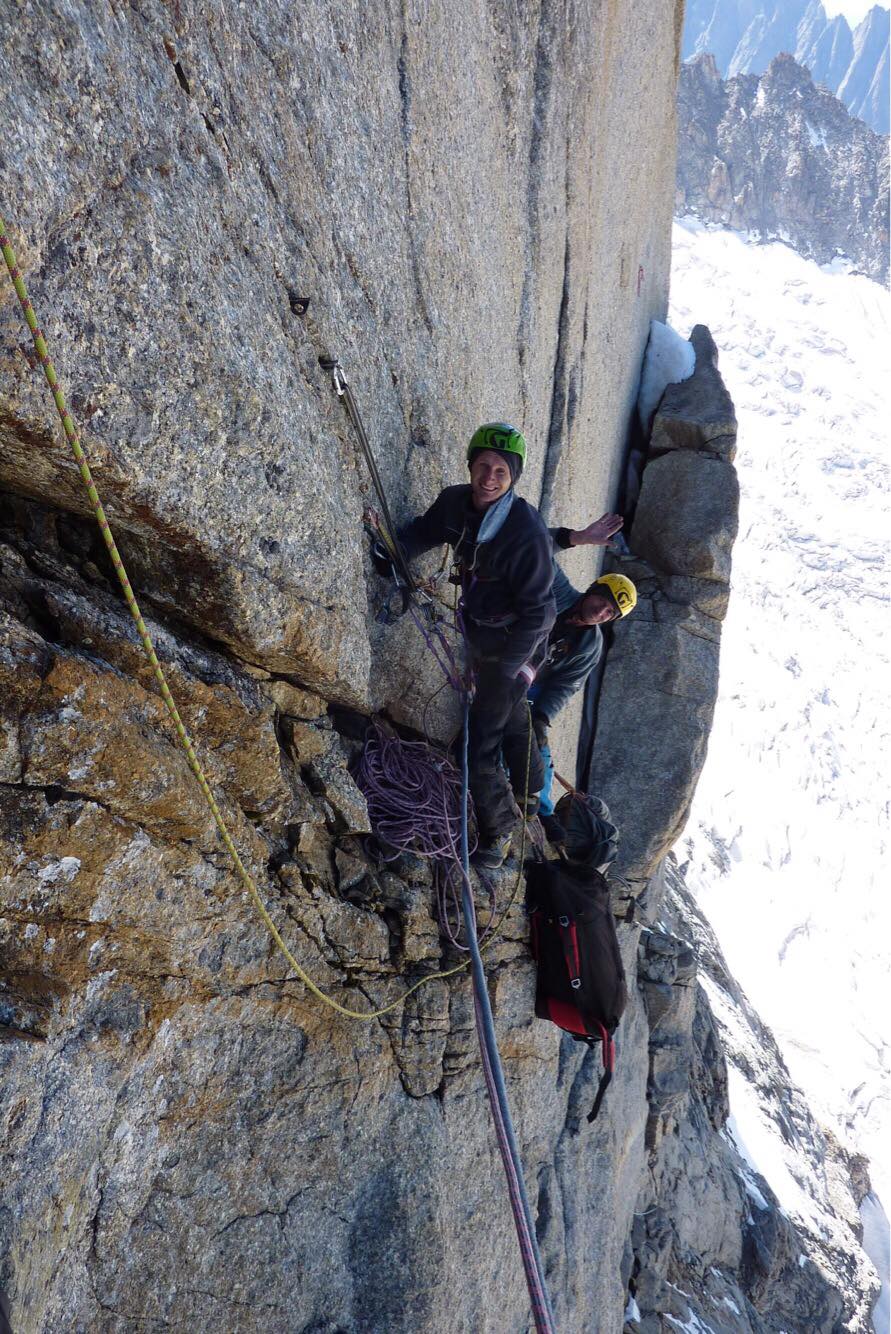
[538,743,555,816]
[526,682,554,815]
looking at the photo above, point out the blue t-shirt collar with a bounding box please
[475,488,514,546]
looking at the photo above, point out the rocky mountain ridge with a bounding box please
[643,855,879,1333]
[683,0,890,134]
[676,52,890,284]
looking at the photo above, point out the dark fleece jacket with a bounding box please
[400,484,556,678]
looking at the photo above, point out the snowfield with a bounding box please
[669,219,890,1319]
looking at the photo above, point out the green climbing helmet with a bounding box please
[466,422,527,476]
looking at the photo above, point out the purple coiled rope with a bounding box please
[354,725,498,946]
[355,725,470,861]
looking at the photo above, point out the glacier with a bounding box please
[669,217,890,1323]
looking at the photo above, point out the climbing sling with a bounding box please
[1,219,556,1333]
[320,356,417,595]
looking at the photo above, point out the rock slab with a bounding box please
[588,323,739,888]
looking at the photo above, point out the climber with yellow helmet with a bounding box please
[528,514,638,844]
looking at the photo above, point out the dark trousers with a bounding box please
[468,663,545,840]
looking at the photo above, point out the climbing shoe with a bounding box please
[539,813,566,846]
[471,833,513,870]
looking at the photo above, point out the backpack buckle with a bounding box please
[570,978,581,989]
[558,915,570,927]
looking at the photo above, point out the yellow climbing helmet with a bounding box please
[594,572,637,617]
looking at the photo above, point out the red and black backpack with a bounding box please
[525,856,628,1121]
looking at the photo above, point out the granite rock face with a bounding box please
[1,391,874,1331]
[2,481,872,1334]
[0,0,680,719]
[0,4,877,1332]
[631,451,738,582]
[677,52,890,284]
[837,4,890,133]
[624,856,880,1334]
[648,325,737,459]
[0,488,654,1333]
[0,2,686,1328]
[588,324,739,894]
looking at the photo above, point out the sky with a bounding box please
[822,0,888,23]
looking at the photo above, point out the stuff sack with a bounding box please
[553,791,619,872]
[526,856,628,1121]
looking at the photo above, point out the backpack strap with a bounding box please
[586,1021,615,1123]
[556,914,582,989]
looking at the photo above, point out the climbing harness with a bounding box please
[2,220,556,1330]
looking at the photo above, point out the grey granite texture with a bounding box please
[0,5,874,1332]
[0,0,681,719]
[589,324,739,892]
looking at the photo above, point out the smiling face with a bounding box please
[565,589,618,627]
[469,449,513,510]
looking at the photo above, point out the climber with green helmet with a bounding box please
[395,423,556,868]
[528,518,638,844]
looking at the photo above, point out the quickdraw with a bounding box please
[319,355,417,596]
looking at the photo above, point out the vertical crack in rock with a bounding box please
[517,0,556,410]
[396,15,434,338]
[162,38,193,97]
[162,31,231,167]
[538,223,571,523]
